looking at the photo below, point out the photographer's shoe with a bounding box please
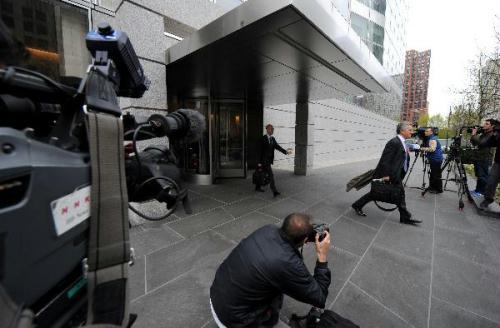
[480,200,492,209]
[273,191,281,197]
[352,205,367,217]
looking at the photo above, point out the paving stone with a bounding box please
[374,221,433,262]
[429,296,500,328]
[435,226,500,270]
[281,245,360,319]
[258,198,306,220]
[332,282,410,328]
[223,196,270,218]
[350,245,431,328]
[146,231,233,291]
[304,200,344,225]
[132,248,231,328]
[214,212,279,242]
[330,217,377,256]
[168,208,233,238]
[385,204,435,231]
[175,195,224,218]
[432,249,500,323]
[343,202,387,229]
[130,255,146,301]
[130,225,183,257]
[204,186,255,204]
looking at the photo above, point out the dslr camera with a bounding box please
[307,224,330,242]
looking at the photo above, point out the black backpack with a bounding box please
[290,308,360,328]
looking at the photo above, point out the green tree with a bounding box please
[427,114,446,127]
[417,113,429,126]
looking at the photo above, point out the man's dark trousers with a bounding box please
[352,170,411,220]
[483,162,500,203]
[256,164,278,193]
[429,160,443,192]
[474,160,491,194]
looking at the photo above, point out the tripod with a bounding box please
[439,139,472,210]
[403,150,430,191]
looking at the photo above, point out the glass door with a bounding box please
[214,100,246,178]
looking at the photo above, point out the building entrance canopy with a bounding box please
[165,0,399,106]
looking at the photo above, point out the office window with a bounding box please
[1,0,90,80]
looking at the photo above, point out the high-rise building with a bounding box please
[335,0,409,120]
[348,0,409,75]
[401,49,431,123]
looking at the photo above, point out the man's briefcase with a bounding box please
[370,180,402,211]
[253,167,270,186]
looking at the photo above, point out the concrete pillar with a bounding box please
[294,102,314,175]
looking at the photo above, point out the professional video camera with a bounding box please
[412,126,439,139]
[466,126,484,134]
[0,22,204,327]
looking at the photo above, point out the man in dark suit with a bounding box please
[256,124,292,197]
[351,122,422,225]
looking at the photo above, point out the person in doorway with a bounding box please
[255,124,292,197]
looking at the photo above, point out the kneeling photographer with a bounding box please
[210,213,331,328]
[470,120,496,196]
[420,128,443,193]
[473,119,500,209]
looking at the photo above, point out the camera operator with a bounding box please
[420,128,444,193]
[470,119,496,196]
[474,119,500,209]
[210,213,331,328]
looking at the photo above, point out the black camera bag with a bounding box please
[370,180,401,212]
[290,308,359,328]
[252,167,270,186]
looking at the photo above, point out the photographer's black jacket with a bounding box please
[471,132,496,163]
[210,225,331,328]
[474,131,500,164]
[257,135,287,165]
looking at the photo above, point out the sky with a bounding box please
[405,0,500,117]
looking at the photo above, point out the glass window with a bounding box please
[371,0,386,14]
[1,0,90,80]
[373,44,384,64]
[372,23,384,46]
[351,13,370,40]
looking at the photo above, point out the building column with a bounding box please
[294,102,314,175]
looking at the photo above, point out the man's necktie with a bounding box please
[404,144,409,172]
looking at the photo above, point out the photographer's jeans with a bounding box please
[483,162,500,203]
[474,160,491,194]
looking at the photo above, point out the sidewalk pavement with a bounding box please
[128,159,500,328]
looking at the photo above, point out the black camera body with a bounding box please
[466,126,484,134]
[308,224,330,242]
[412,126,439,139]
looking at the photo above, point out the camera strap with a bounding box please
[84,103,132,327]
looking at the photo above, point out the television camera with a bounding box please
[411,126,439,140]
[0,22,204,327]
